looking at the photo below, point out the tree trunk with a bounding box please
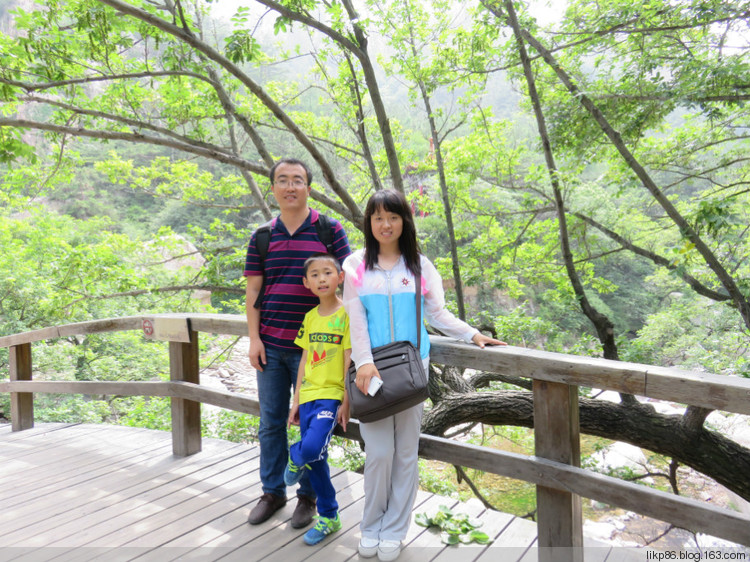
[482,0,750,332]
[501,0,617,358]
[340,0,404,193]
[418,87,467,320]
[252,0,404,193]
[423,390,750,502]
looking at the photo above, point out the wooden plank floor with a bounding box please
[0,423,644,561]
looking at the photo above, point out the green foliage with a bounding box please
[0,201,216,423]
[203,409,260,443]
[0,128,36,164]
[116,396,172,431]
[623,295,748,375]
[328,435,366,472]
[417,460,458,497]
[0,208,209,333]
[693,198,742,239]
[225,7,262,63]
[35,395,112,424]
[415,505,492,545]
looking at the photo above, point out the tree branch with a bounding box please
[512,14,750,332]
[454,465,501,511]
[95,0,363,221]
[0,70,215,93]
[251,0,403,192]
[62,283,244,311]
[498,0,619,359]
[21,94,236,156]
[570,210,731,303]
[0,117,268,175]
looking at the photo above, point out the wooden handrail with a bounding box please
[3,313,749,413]
[2,312,750,552]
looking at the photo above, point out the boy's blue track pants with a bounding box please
[290,398,341,518]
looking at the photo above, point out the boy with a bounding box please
[286,253,351,545]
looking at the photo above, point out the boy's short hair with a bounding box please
[303,253,342,277]
[302,252,341,277]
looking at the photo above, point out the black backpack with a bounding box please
[252,214,335,309]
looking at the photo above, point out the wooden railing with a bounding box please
[1,313,749,559]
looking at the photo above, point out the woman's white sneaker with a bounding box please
[358,536,379,558]
[377,540,402,561]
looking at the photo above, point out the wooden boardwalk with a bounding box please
[0,423,641,561]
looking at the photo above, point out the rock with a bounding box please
[583,520,616,540]
[591,389,621,403]
[590,442,647,472]
[706,412,750,447]
[648,401,685,416]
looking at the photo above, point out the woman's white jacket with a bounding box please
[342,249,478,371]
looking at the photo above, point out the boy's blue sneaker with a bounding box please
[303,513,342,545]
[284,457,309,486]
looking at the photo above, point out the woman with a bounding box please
[343,190,505,561]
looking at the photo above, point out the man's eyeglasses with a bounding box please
[274,179,307,188]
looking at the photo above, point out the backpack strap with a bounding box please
[314,213,335,255]
[252,219,274,309]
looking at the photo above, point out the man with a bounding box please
[244,158,351,528]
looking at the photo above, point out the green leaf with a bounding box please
[414,513,433,527]
[469,530,491,544]
[443,520,462,535]
[224,31,260,64]
[273,16,290,35]
[441,532,460,545]
[433,510,450,526]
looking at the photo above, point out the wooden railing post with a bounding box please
[169,331,201,456]
[533,380,583,562]
[10,343,34,431]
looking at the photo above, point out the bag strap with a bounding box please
[314,213,335,254]
[252,219,275,309]
[415,269,421,349]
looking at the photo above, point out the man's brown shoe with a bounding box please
[247,493,287,525]
[291,494,316,528]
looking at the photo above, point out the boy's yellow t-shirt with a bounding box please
[294,305,351,405]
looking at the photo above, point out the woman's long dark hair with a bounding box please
[363,189,421,277]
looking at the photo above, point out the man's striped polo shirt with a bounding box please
[244,208,351,351]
